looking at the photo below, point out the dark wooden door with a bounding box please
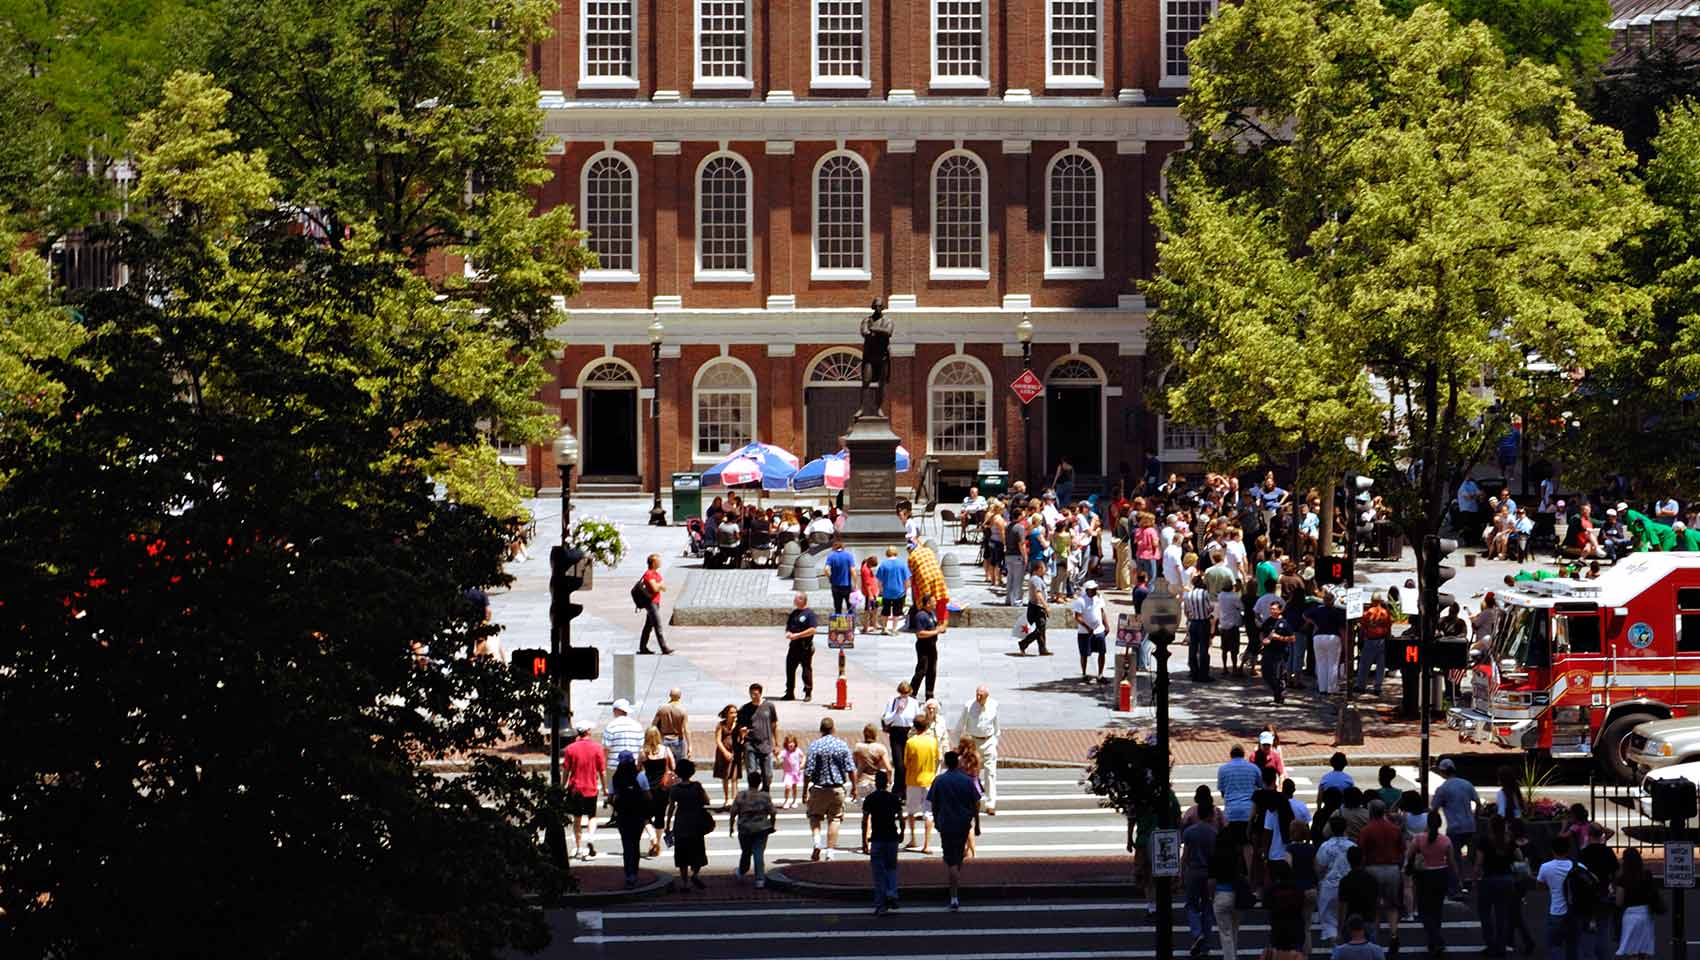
[1045,385,1102,476]
[805,387,860,461]
[583,388,638,477]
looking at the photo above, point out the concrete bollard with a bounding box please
[612,651,636,705]
[940,551,963,588]
[793,552,824,592]
[776,540,802,578]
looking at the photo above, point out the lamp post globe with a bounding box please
[554,424,578,545]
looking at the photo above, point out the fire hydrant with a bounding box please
[1118,677,1133,712]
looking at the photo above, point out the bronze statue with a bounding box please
[858,299,893,417]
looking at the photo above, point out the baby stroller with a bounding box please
[683,517,708,558]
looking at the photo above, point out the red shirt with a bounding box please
[643,569,663,606]
[1358,817,1404,866]
[564,738,606,797]
[1360,605,1392,640]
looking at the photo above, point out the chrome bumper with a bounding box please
[1448,708,1537,749]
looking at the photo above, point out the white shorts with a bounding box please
[905,786,933,816]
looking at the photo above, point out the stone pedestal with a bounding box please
[838,413,909,563]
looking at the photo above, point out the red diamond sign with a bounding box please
[1010,369,1044,405]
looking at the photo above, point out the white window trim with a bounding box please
[926,354,994,456]
[810,149,873,282]
[694,150,756,282]
[1159,0,1218,89]
[692,357,759,463]
[578,0,641,90]
[1156,363,1210,461]
[1043,148,1105,281]
[929,0,990,90]
[810,0,872,91]
[693,0,755,90]
[580,148,641,283]
[1044,0,1104,90]
[928,148,990,281]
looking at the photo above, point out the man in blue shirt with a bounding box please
[1317,751,1356,806]
[825,540,856,614]
[783,593,818,702]
[874,545,910,636]
[804,717,855,861]
[1216,744,1262,867]
[927,750,982,911]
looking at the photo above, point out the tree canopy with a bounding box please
[1146,0,1651,560]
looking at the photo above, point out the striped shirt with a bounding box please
[601,716,644,775]
[1183,587,1214,622]
[804,735,855,788]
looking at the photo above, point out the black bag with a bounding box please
[1565,860,1603,918]
[631,578,651,611]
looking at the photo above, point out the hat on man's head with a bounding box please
[575,720,593,733]
[1617,502,1629,513]
[1437,758,1456,773]
[1258,731,1275,746]
[1084,580,1099,591]
[1042,491,1057,500]
[617,750,635,765]
[612,698,634,714]
[1607,508,1618,517]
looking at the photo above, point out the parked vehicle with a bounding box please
[1449,553,1700,781]
[1635,758,1700,820]
[1627,716,1700,776]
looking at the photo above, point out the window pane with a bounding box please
[585,156,636,272]
[1048,153,1098,271]
[934,154,984,272]
[936,1,984,79]
[932,388,988,453]
[697,389,753,457]
[699,155,749,273]
[585,0,636,79]
[1050,0,1099,78]
[816,155,866,272]
[699,0,748,79]
[1164,0,1215,79]
[816,0,865,79]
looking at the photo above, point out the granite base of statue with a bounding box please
[838,300,909,561]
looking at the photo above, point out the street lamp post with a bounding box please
[550,424,579,791]
[648,317,666,527]
[1017,315,1034,488]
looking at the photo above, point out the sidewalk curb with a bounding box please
[765,869,1139,902]
[559,871,673,906]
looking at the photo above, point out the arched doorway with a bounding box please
[802,348,862,461]
[1044,356,1104,478]
[579,359,639,479]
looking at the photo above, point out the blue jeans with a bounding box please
[1139,558,1159,584]
[1547,913,1578,960]
[1187,620,1213,678]
[1288,631,1310,674]
[1184,873,1215,941]
[737,828,769,879]
[870,839,900,908]
[1357,634,1386,692]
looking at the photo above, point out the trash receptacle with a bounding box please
[975,470,1009,499]
[671,473,702,525]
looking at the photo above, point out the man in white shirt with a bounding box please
[957,685,1001,814]
[600,697,644,791]
[1041,491,1062,530]
[961,486,988,519]
[1537,834,1577,960]
[1162,537,1186,591]
[1224,526,1249,576]
[1072,580,1110,684]
[805,509,837,540]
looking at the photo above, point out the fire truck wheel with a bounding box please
[1598,712,1656,784]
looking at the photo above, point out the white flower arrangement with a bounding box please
[568,516,626,569]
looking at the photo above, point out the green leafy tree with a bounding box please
[0,9,587,951]
[1443,0,1612,81]
[1146,0,1651,570]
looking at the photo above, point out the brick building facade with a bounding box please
[518,0,1219,497]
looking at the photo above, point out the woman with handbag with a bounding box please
[640,726,675,857]
[1407,810,1454,957]
[712,704,742,811]
[729,768,777,888]
[666,758,713,891]
[610,753,651,889]
[1616,847,1660,960]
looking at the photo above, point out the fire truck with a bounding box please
[1448,553,1700,781]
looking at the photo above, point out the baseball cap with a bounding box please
[1438,758,1456,773]
[1607,508,1618,517]
[1258,731,1274,746]
[1084,580,1099,591]
[612,697,634,714]
[1617,502,1629,513]
[617,750,635,765]
[575,720,592,733]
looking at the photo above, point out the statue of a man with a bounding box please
[858,299,893,417]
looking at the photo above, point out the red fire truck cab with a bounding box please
[1449,553,1700,781]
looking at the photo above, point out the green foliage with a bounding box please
[1083,732,1168,817]
[0,224,89,475]
[1147,0,1651,557]
[1445,0,1612,81]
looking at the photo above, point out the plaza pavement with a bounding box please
[487,496,1551,765]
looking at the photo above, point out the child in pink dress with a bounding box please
[779,735,804,809]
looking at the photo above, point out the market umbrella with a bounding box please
[837,445,911,471]
[791,452,850,492]
[700,442,799,491]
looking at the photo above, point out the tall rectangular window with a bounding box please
[696,0,750,87]
[933,1,986,86]
[813,0,868,88]
[1163,0,1218,85]
[583,0,637,86]
[1047,0,1100,86]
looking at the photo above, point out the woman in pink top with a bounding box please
[1134,513,1161,584]
[1407,811,1453,953]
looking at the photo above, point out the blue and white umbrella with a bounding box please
[700,441,800,491]
[790,452,850,492]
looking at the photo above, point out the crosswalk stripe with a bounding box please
[756,807,1112,820]
[589,951,1491,960]
[576,921,1488,945]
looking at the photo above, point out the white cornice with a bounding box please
[539,98,1189,145]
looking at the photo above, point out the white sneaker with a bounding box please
[824,848,836,861]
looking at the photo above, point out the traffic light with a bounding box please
[1401,633,1423,668]
[512,648,550,681]
[508,647,600,683]
[1316,555,1351,587]
[1427,537,1459,594]
[1346,472,1374,497]
[560,646,599,681]
[550,545,586,627]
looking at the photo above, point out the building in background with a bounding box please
[514,0,1221,500]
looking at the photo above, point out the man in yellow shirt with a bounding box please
[903,716,940,855]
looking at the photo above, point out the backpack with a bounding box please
[631,577,651,611]
[1565,859,1603,917]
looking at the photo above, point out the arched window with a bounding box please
[583,151,638,280]
[806,348,863,385]
[1045,149,1102,280]
[931,150,988,278]
[696,152,752,279]
[582,360,639,386]
[812,151,869,280]
[928,356,991,454]
[1158,365,1210,459]
[694,359,756,459]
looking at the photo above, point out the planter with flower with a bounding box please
[564,516,626,589]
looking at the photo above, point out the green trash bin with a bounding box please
[671,473,702,525]
[975,470,1009,499]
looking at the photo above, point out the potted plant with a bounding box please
[564,515,626,589]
